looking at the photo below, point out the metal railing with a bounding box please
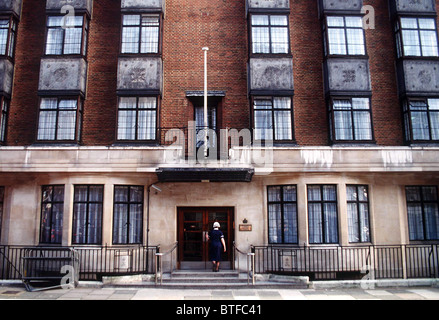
[252,244,439,280]
[155,242,178,285]
[233,242,255,285]
[73,245,158,280]
[158,126,254,161]
[0,245,159,281]
[21,247,80,292]
[0,245,23,280]
[2,243,438,283]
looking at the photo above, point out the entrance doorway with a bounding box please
[177,207,234,270]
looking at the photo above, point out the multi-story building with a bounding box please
[0,0,438,281]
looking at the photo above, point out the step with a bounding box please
[170,270,240,278]
[102,271,309,289]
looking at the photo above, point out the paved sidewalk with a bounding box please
[1,284,439,300]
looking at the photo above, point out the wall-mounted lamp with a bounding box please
[243,218,248,224]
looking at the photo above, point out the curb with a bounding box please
[310,278,439,289]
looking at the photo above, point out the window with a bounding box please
[45,15,88,55]
[329,98,373,142]
[251,14,289,54]
[113,186,144,244]
[325,16,366,56]
[406,186,439,241]
[0,98,9,143]
[308,185,338,244]
[0,187,4,241]
[37,97,82,142]
[117,96,157,141]
[0,17,17,58]
[195,105,217,149]
[403,98,439,143]
[396,17,439,57]
[40,185,64,244]
[121,14,160,54]
[267,185,298,244]
[347,185,371,243]
[72,185,103,245]
[254,97,293,141]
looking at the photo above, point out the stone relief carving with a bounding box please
[394,0,435,13]
[402,60,439,92]
[249,59,294,91]
[117,58,162,91]
[342,70,356,83]
[39,58,87,93]
[320,0,363,11]
[326,59,370,92]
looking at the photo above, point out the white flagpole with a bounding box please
[202,47,209,158]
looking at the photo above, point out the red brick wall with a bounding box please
[291,0,327,145]
[7,0,434,147]
[7,0,121,146]
[162,0,249,130]
[7,0,45,146]
[365,0,403,146]
[81,0,120,146]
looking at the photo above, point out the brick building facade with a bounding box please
[0,0,438,280]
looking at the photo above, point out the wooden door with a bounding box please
[178,207,234,269]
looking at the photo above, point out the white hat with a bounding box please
[213,222,220,228]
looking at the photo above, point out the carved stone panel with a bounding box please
[319,0,363,12]
[249,58,294,93]
[117,57,163,93]
[46,0,93,14]
[38,58,88,94]
[0,0,22,17]
[0,59,13,95]
[247,0,289,10]
[402,60,439,94]
[325,58,371,93]
[121,0,163,11]
[392,0,436,14]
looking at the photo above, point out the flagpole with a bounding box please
[202,47,209,158]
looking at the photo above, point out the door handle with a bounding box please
[203,231,208,242]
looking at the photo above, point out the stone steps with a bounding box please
[102,270,309,289]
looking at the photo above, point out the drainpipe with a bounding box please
[146,181,160,272]
[202,47,209,158]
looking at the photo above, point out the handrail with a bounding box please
[155,242,178,285]
[233,242,255,285]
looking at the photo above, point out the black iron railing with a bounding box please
[251,244,439,280]
[1,244,438,282]
[158,126,254,161]
[0,245,159,281]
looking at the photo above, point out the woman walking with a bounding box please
[206,222,226,272]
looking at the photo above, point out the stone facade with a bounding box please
[0,0,438,277]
